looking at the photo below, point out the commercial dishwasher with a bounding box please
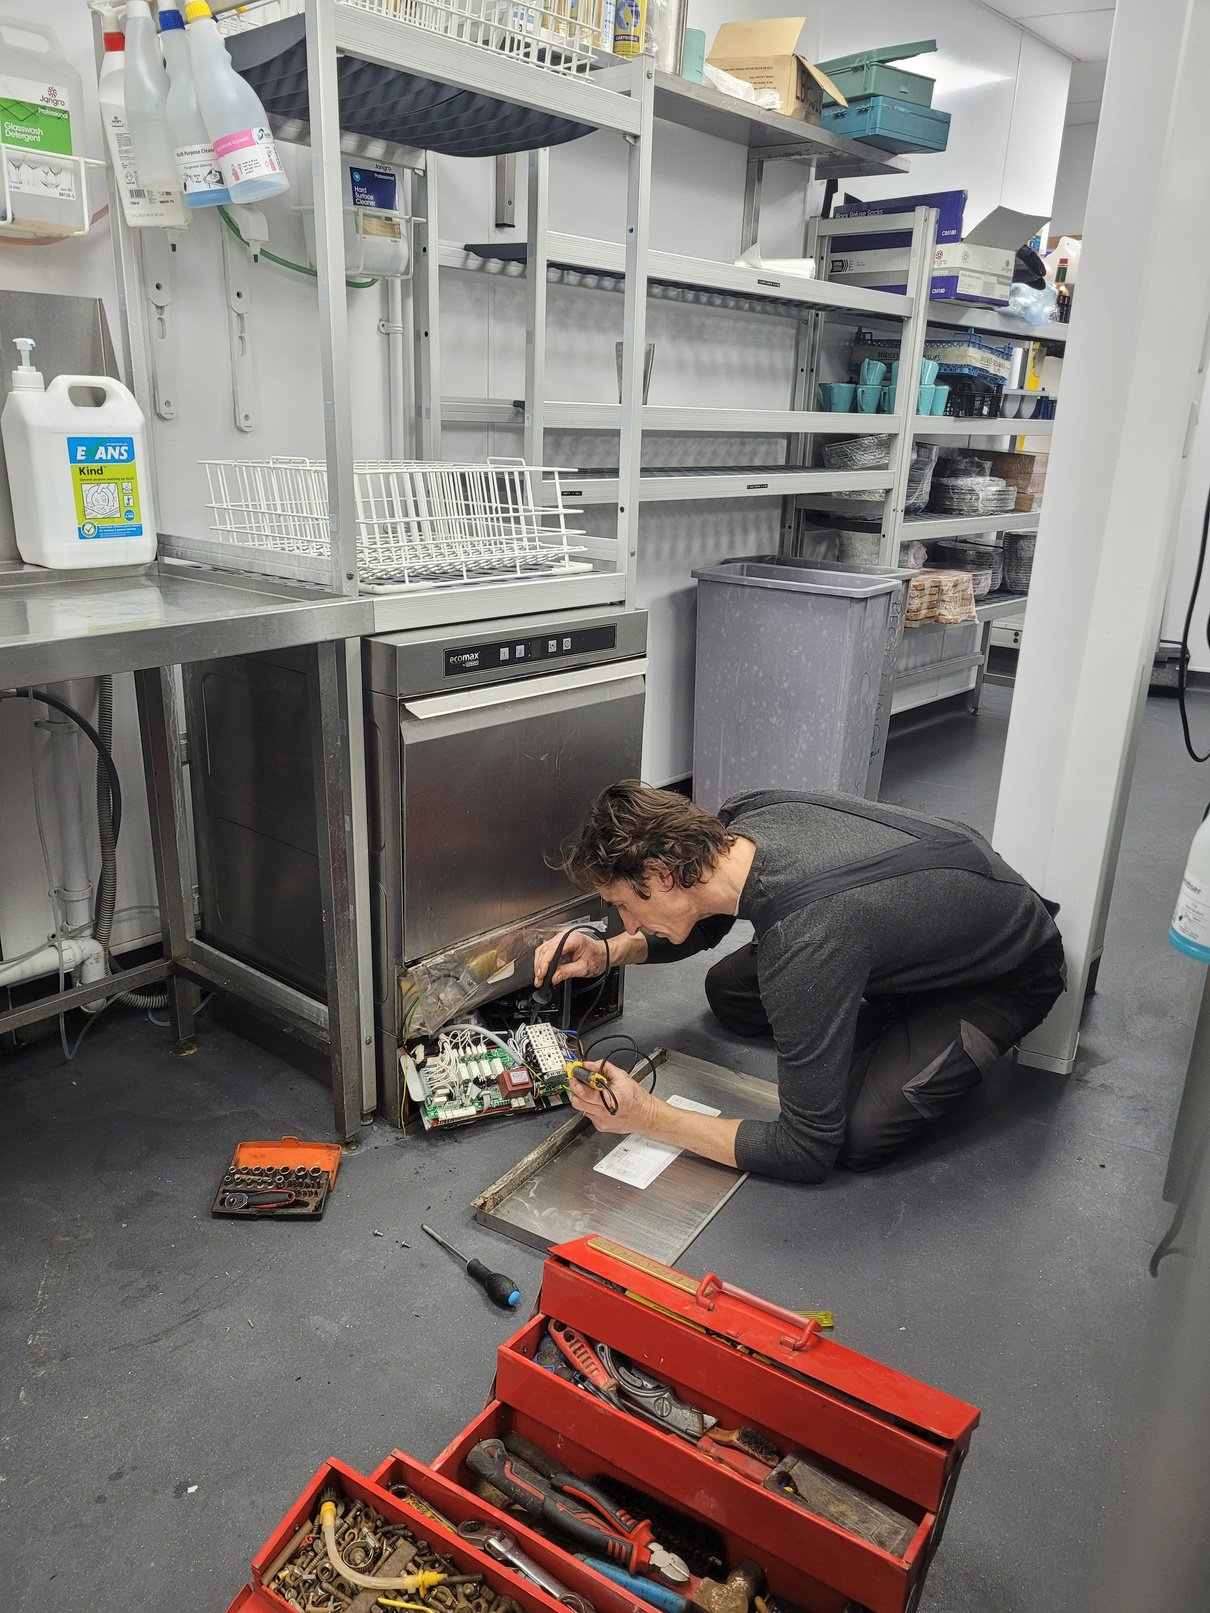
[184,607,647,1121]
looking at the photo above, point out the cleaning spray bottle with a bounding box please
[158,2,229,207]
[0,339,157,570]
[122,0,188,222]
[186,0,289,204]
[98,25,187,229]
[1171,815,1210,964]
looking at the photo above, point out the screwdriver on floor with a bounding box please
[421,1223,522,1310]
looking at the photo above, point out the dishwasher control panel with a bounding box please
[444,624,616,678]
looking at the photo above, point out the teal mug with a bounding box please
[920,358,940,385]
[880,384,898,412]
[859,359,887,387]
[917,384,935,415]
[855,384,880,413]
[930,384,950,416]
[818,382,857,411]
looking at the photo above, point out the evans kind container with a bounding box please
[1,340,157,570]
[0,18,84,237]
[186,0,289,203]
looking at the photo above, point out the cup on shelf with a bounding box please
[1018,393,1040,420]
[859,358,887,387]
[1000,393,1020,419]
[920,358,940,385]
[818,382,857,411]
[889,361,900,383]
[930,384,950,416]
[880,384,898,413]
[855,384,881,413]
[917,384,935,416]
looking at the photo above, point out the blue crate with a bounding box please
[823,96,951,154]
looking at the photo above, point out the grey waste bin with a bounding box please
[691,561,901,812]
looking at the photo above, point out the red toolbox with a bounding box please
[227,1237,979,1613]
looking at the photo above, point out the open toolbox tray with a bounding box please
[473,1237,978,1613]
[227,1238,978,1613]
[229,1455,617,1613]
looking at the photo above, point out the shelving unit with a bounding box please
[791,213,1068,707]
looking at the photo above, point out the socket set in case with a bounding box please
[211,1135,341,1220]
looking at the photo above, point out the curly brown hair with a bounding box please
[561,781,736,896]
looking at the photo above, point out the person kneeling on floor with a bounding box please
[534,782,1065,1182]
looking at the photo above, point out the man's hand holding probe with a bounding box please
[531,928,742,1167]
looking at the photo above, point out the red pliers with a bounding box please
[466,1436,690,1585]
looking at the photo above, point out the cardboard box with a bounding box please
[831,191,1047,306]
[829,241,1014,305]
[977,449,1049,511]
[707,18,846,125]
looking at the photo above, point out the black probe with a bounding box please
[421,1223,522,1310]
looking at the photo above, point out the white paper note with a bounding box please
[592,1095,721,1189]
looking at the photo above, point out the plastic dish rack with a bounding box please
[200,456,592,593]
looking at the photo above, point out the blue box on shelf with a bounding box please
[823,96,951,154]
[832,189,968,251]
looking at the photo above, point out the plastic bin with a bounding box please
[822,97,951,154]
[692,562,901,810]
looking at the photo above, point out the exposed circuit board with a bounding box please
[401,1022,581,1130]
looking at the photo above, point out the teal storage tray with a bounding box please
[823,62,934,107]
[822,96,950,154]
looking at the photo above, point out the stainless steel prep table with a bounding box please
[0,559,376,1138]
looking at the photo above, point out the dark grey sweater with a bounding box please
[645,791,1060,1182]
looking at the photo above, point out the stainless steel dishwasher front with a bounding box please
[185,608,647,1117]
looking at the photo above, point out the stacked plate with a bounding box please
[930,476,1015,515]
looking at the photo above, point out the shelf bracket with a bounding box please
[220,216,257,433]
[139,230,179,422]
[495,153,516,228]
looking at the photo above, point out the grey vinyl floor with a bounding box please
[2,684,1207,1613]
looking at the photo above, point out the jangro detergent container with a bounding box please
[1,339,158,569]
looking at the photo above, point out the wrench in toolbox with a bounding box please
[466,1438,690,1585]
[457,1519,594,1613]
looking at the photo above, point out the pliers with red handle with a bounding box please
[466,1436,689,1585]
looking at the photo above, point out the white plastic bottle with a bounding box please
[186,0,289,204]
[123,0,185,205]
[158,2,229,207]
[0,339,157,571]
[1171,816,1210,965]
[98,29,189,229]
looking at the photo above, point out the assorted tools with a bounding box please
[211,1134,340,1219]
[466,1435,690,1587]
[457,1519,594,1613]
[422,1224,522,1311]
[267,1490,524,1613]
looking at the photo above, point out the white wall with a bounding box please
[817,0,1071,227]
[1051,121,1097,236]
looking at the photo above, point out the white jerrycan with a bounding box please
[1,341,158,569]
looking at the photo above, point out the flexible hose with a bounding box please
[2,688,122,839]
[318,1503,448,1592]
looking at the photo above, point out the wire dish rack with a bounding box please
[199,457,593,593]
[219,0,613,76]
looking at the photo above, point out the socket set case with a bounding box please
[211,1135,341,1219]
[225,1238,979,1613]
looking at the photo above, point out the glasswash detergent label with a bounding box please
[0,74,73,156]
[68,437,143,540]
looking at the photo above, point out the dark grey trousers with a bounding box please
[704,938,1066,1171]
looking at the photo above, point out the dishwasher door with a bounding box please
[395,660,645,962]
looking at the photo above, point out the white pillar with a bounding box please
[993,0,1210,1070]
